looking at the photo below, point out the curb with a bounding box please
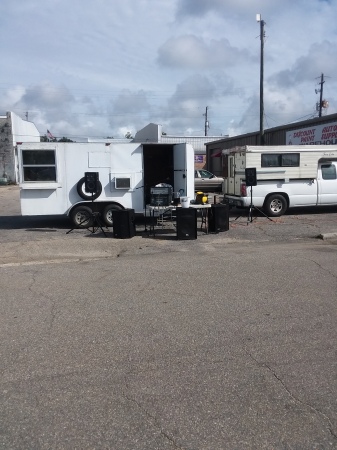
[317,232,337,240]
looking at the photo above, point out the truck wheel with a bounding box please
[102,204,123,227]
[70,205,94,228]
[264,194,287,217]
[77,177,102,200]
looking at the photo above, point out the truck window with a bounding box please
[261,153,299,167]
[321,164,336,180]
[22,150,57,182]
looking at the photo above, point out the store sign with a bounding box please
[286,121,337,145]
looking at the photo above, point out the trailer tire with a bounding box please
[77,177,102,200]
[264,194,287,217]
[70,205,94,228]
[102,204,123,227]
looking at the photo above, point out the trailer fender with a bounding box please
[77,176,102,200]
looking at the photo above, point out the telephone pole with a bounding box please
[256,14,265,145]
[317,73,325,118]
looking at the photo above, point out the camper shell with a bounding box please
[17,141,194,227]
[222,145,337,216]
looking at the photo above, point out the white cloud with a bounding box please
[0,0,336,139]
[157,35,253,69]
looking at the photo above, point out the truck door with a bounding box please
[318,162,337,204]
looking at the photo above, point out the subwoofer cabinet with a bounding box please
[208,204,229,233]
[176,208,197,240]
[112,209,136,239]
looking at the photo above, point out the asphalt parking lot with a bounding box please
[1,185,337,449]
[1,185,337,265]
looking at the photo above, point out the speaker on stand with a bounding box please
[176,208,197,240]
[67,172,107,236]
[84,171,100,193]
[245,167,257,188]
[244,168,272,224]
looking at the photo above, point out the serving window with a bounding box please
[22,150,57,182]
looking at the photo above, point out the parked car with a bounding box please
[194,169,224,192]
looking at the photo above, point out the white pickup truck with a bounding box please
[222,145,337,216]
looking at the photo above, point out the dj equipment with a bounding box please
[84,172,100,193]
[112,209,136,239]
[150,186,172,206]
[245,168,257,187]
[208,204,229,233]
[176,208,197,240]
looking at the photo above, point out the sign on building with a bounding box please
[286,121,337,145]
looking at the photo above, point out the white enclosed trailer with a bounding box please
[223,145,337,216]
[17,141,194,226]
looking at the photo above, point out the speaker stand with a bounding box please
[67,195,108,237]
[236,187,273,225]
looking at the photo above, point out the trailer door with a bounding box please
[318,162,337,204]
[173,144,194,198]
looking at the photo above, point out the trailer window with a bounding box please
[22,150,56,182]
[321,164,336,180]
[261,153,299,167]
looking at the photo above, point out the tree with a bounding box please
[58,137,73,142]
[40,135,73,142]
[125,132,133,139]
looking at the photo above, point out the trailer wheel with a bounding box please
[264,194,287,217]
[70,205,94,228]
[102,204,123,227]
[77,177,102,200]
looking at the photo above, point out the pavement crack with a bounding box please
[245,350,337,441]
[121,383,184,449]
[305,257,337,280]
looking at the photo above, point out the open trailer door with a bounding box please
[173,143,194,199]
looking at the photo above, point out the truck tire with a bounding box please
[77,177,102,200]
[70,205,94,228]
[264,194,287,217]
[102,204,123,227]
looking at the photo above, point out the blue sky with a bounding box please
[0,0,336,139]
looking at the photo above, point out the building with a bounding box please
[206,113,337,177]
[0,112,40,183]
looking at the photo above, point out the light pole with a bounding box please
[256,14,265,145]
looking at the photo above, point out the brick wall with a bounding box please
[0,116,13,182]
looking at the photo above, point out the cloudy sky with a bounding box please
[0,0,336,140]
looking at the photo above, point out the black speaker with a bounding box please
[208,204,229,233]
[84,172,100,193]
[176,208,197,240]
[245,168,257,187]
[112,209,136,239]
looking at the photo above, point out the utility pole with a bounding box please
[317,73,325,118]
[256,14,265,145]
[203,106,209,136]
